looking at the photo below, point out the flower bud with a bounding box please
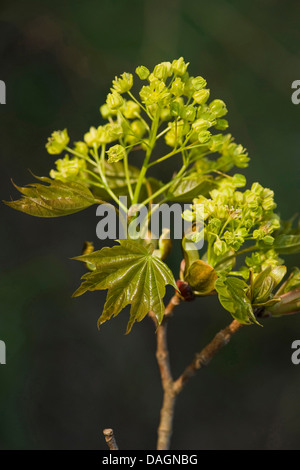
[122,100,140,119]
[84,126,100,147]
[192,118,211,132]
[232,174,246,188]
[112,72,133,93]
[214,239,227,256]
[100,103,114,119]
[170,100,182,117]
[215,119,229,131]
[193,89,210,104]
[106,144,126,163]
[153,62,172,81]
[262,197,276,211]
[135,65,150,80]
[74,141,89,156]
[46,129,69,155]
[198,130,211,144]
[245,192,259,209]
[234,191,244,204]
[209,99,227,118]
[181,104,196,122]
[106,91,124,110]
[191,76,207,90]
[262,235,275,245]
[104,123,123,142]
[172,57,189,76]
[170,77,185,97]
[50,155,86,181]
[253,229,264,240]
[160,107,171,121]
[251,182,263,194]
[131,120,146,138]
[262,188,274,199]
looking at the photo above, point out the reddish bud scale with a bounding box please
[176,280,195,302]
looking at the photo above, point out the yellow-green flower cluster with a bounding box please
[45,59,250,196]
[84,122,124,148]
[184,175,280,269]
[50,155,86,182]
[46,129,69,155]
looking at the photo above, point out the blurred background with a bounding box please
[1,0,300,450]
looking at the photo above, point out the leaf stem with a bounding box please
[123,152,134,202]
[128,91,151,118]
[132,112,160,205]
[140,163,188,207]
[65,146,98,168]
[94,144,128,213]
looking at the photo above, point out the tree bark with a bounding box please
[151,300,243,450]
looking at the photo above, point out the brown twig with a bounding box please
[103,428,119,450]
[151,294,243,450]
[173,319,242,395]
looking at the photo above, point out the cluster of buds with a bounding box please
[49,155,87,182]
[183,174,281,271]
[46,58,251,193]
[46,129,69,155]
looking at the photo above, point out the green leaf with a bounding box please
[273,234,300,254]
[215,276,258,325]
[214,248,236,273]
[73,239,177,333]
[250,265,286,307]
[93,162,163,203]
[4,176,100,217]
[282,268,300,294]
[251,266,273,304]
[167,174,216,202]
[93,161,139,200]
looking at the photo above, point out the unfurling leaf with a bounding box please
[73,239,177,333]
[273,234,300,254]
[267,287,300,317]
[215,276,258,325]
[153,228,172,260]
[281,268,300,294]
[185,260,218,295]
[93,161,139,200]
[214,248,236,273]
[4,177,101,217]
[167,174,215,202]
[251,265,286,305]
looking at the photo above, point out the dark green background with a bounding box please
[1,0,300,450]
